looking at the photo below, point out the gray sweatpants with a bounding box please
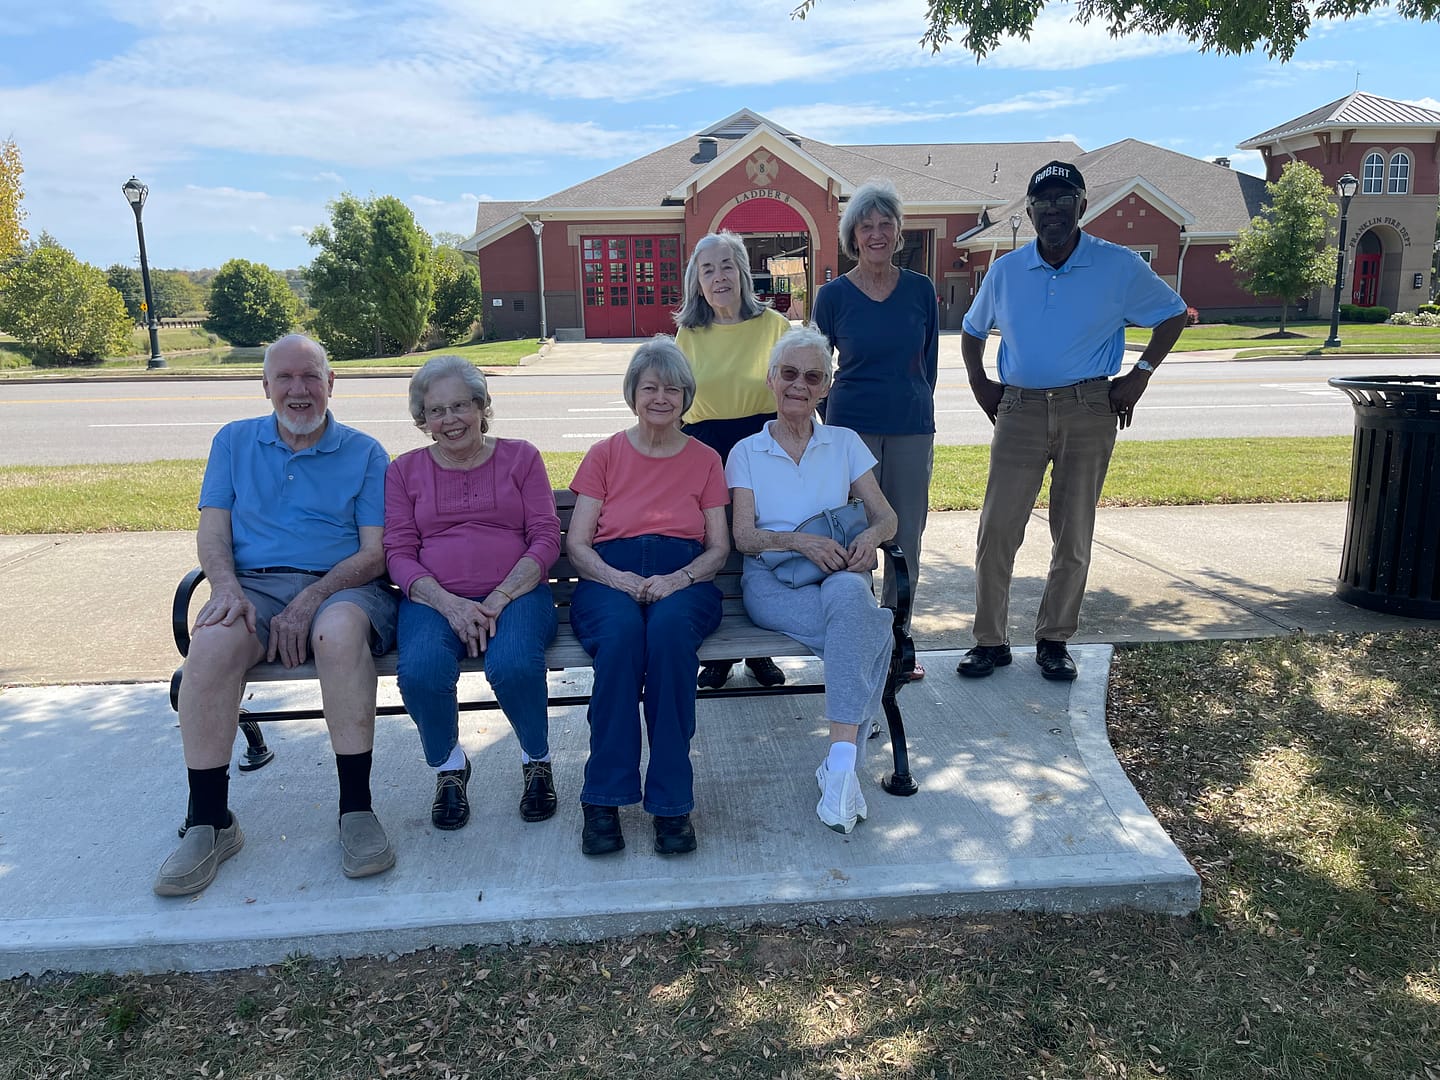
[740,565,893,741]
[858,431,934,633]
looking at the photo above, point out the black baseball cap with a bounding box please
[1027,161,1085,197]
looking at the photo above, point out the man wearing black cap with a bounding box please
[957,161,1188,681]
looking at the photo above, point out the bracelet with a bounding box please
[493,587,513,601]
[681,568,695,584]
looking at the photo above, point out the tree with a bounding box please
[204,258,299,346]
[106,263,146,323]
[790,0,1438,61]
[0,236,132,362]
[1218,161,1336,334]
[1,137,26,264]
[152,270,206,318]
[369,196,434,355]
[428,245,484,344]
[306,193,434,359]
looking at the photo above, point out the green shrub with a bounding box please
[1419,303,1440,316]
[1339,303,1391,323]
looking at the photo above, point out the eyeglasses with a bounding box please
[1027,193,1083,212]
[778,365,827,386]
[425,399,478,420]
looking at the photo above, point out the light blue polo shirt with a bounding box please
[963,232,1186,389]
[198,412,388,572]
[725,420,877,533]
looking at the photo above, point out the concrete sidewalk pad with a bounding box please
[0,647,1198,977]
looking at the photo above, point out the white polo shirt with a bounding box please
[725,420,877,532]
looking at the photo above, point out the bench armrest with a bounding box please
[172,567,207,658]
[878,541,912,629]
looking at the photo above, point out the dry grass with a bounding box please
[2,631,1437,1078]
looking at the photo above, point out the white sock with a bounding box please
[437,744,467,773]
[520,751,551,765]
[826,741,857,772]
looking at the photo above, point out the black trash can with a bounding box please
[1328,375,1440,619]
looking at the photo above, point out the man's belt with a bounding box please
[241,566,326,576]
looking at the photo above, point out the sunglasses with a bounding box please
[1027,193,1083,212]
[777,365,827,386]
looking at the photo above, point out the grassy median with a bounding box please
[1,630,1435,1078]
[0,437,1352,535]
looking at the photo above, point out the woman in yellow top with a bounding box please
[674,231,790,690]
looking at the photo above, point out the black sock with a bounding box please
[187,765,230,830]
[336,751,373,816]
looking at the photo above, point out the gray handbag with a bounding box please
[753,499,869,588]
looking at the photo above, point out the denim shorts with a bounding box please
[237,570,398,655]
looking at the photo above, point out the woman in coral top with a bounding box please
[384,356,560,833]
[565,337,730,858]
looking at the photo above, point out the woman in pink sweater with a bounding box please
[384,356,560,832]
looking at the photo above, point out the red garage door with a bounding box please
[582,235,682,338]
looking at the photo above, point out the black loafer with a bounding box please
[653,813,697,855]
[744,657,786,687]
[580,803,625,856]
[431,757,471,831]
[698,661,734,689]
[956,644,1012,678]
[519,760,558,822]
[1036,639,1078,681]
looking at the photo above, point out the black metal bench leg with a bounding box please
[880,683,919,796]
[237,713,274,772]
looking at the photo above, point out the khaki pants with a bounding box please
[973,378,1117,645]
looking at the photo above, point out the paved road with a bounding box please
[2,355,1433,466]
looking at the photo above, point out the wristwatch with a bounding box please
[1135,359,1156,373]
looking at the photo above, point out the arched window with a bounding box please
[1362,151,1385,194]
[1388,152,1411,194]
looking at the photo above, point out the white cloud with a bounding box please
[1227,149,1265,177]
[765,103,963,140]
[1404,96,1440,111]
[977,6,1193,70]
[963,86,1121,116]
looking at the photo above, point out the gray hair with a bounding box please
[262,333,329,375]
[767,324,834,382]
[408,354,493,433]
[674,232,767,330]
[838,178,905,261]
[623,335,697,416]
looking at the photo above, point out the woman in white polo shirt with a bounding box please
[724,325,897,835]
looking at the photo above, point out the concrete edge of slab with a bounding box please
[1,855,1201,978]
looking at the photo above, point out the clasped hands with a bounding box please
[796,533,877,574]
[441,595,505,658]
[612,569,692,605]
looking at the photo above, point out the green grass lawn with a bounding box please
[0,333,540,375]
[1126,319,1440,354]
[0,438,1349,534]
[3,629,1435,1078]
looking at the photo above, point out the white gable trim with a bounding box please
[665,125,851,202]
[461,213,529,252]
[1083,178,1195,228]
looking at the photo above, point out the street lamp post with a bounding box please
[529,218,548,341]
[1324,173,1359,350]
[121,177,166,369]
[1009,211,1022,252]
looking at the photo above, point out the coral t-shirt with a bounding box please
[570,431,729,543]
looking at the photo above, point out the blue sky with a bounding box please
[3,0,1435,272]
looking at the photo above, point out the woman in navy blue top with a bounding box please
[812,178,938,679]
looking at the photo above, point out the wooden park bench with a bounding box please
[169,490,919,797]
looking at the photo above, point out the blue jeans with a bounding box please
[395,585,557,767]
[569,536,722,815]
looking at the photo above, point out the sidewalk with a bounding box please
[1,503,1428,978]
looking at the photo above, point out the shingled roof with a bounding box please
[956,138,1269,245]
[1238,91,1440,148]
[469,111,1271,246]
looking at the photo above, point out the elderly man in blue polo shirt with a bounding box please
[958,161,1188,682]
[154,333,399,896]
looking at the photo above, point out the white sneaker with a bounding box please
[815,760,868,833]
